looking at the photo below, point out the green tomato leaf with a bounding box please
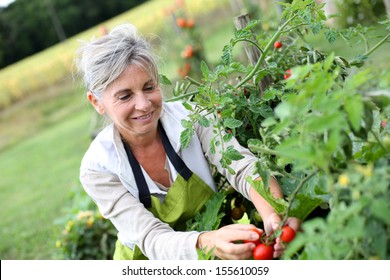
[247,138,263,154]
[274,102,292,121]
[223,118,243,129]
[247,177,288,214]
[186,191,227,232]
[180,120,194,148]
[222,132,233,143]
[159,74,171,85]
[288,193,325,220]
[200,60,210,80]
[198,116,210,127]
[222,44,233,65]
[345,95,363,132]
[323,52,335,72]
[371,199,390,225]
[303,112,345,133]
[182,102,193,111]
[224,145,244,161]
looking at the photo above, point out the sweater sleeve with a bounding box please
[79,167,200,260]
[194,121,259,200]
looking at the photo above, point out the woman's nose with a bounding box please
[134,93,151,111]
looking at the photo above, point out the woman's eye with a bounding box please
[144,85,155,91]
[118,94,131,101]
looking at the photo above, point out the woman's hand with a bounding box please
[197,224,262,260]
[249,177,302,258]
[263,213,302,258]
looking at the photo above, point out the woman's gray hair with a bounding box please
[75,23,159,99]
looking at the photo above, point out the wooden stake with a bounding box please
[233,14,272,95]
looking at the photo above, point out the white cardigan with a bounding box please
[80,101,258,259]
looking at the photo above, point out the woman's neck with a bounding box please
[121,128,160,153]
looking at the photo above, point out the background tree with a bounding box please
[0,0,146,69]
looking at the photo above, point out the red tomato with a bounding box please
[274,41,283,49]
[253,243,274,260]
[243,228,262,246]
[176,17,186,28]
[284,69,292,79]
[280,226,296,243]
[181,45,194,58]
[186,18,195,28]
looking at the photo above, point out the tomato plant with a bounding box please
[171,0,390,260]
[165,1,206,79]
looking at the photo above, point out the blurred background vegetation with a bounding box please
[0,0,389,259]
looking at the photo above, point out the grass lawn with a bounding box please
[0,106,92,259]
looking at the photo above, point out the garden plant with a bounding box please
[166,0,390,260]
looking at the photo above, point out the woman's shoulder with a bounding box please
[81,124,119,171]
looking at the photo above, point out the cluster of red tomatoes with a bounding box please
[176,17,195,29]
[274,41,292,80]
[244,226,296,260]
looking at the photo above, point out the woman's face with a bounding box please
[89,64,163,141]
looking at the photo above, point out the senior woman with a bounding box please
[76,24,300,260]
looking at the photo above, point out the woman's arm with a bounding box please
[80,168,200,260]
[194,120,301,258]
[249,177,283,233]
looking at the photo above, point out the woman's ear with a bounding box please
[87,91,105,115]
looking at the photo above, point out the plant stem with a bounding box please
[185,76,202,86]
[370,129,388,152]
[165,90,198,102]
[358,32,369,53]
[249,145,285,157]
[233,38,264,53]
[234,13,298,90]
[281,23,307,34]
[364,32,390,57]
[280,170,318,225]
[185,80,193,90]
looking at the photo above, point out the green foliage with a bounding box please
[170,0,390,259]
[186,191,227,232]
[334,0,386,28]
[284,162,390,259]
[55,188,117,260]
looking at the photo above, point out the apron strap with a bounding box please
[122,139,152,208]
[122,122,193,208]
[158,122,192,181]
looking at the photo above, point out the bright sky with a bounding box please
[0,0,14,7]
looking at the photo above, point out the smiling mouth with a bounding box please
[133,112,153,120]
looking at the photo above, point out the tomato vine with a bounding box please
[163,0,390,260]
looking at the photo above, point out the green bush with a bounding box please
[335,0,386,27]
[170,0,390,259]
[55,188,117,260]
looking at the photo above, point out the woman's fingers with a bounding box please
[216,224,262,241]
[285,217,302,233]
[212,224,263,260]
